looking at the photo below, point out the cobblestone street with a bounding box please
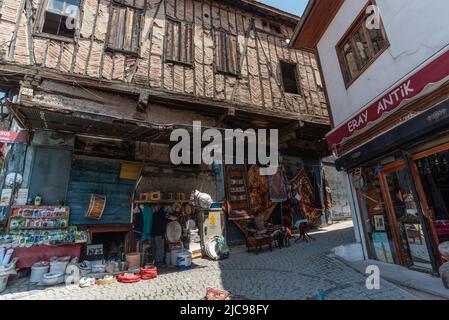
[0,221,420,300]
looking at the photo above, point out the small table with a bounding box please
[246,235,272,255]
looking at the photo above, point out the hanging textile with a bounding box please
[141,205,153,241]
[247,165,270,215]
[268,166,289,203]
[290,169,322,225]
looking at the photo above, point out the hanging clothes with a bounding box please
[141,205,153,241]
[133,205,144,240]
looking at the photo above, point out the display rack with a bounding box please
[7,205,70,232]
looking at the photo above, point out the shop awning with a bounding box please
[11,104,173,143]
[335,98,449,171]
[327,47,449,149]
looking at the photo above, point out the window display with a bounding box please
[352,167,398,264]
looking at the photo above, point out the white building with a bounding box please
[291,0,449,274]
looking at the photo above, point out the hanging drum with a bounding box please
[166,221,182,243]
[85,194,106,220]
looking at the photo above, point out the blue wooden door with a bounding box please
[28,147,72,205]
[68,159,136,225]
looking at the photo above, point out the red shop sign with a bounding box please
[326,49,449,148]
[0,130,28,144]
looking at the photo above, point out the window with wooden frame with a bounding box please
[106,1,143,55]
[214,30,240,76]
[165,18,194,66]
[336,2,389,87]
[35,0,81,39]
[280,61,301,95]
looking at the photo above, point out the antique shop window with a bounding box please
[214,30,239,76]
[36,0,81,38]
[165,18,194,66]
[107,2,143,54]
[337,2,389,87]
[351,167,399,264]
[280,61,300,95]
[416,149,449,245]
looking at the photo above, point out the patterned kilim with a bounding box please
[290,169,322,225]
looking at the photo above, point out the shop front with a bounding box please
[336,96,449,274]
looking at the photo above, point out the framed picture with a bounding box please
[86,244,104,261]
[372,232,394,264]
[373,215,386,231]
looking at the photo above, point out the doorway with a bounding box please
[379,163,433,271]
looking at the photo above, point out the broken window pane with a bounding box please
[41,0,80,37]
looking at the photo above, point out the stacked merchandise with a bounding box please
[0,226,87,248]
[185,219,201,259]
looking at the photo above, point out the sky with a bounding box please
[259,0,309,16]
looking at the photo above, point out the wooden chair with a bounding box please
[245,220,273,255]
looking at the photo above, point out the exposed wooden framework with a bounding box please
[0,0,329,131]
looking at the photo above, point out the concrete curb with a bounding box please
[333,255,449,300]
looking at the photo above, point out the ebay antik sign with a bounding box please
[327,49,449,148]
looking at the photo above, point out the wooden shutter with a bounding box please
[227,34,238,74]
[166,19,193,65]
[181,23,193,64]
[215,30,225,73]
[215,30,239,75]
[165,19,181,61]
[123,8,134,51]
[108,4,140,53]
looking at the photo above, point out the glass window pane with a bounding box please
[385,169,432,270]
[48,0,65,13]
[343,41,358,80]
[353,28,372,68]
[368,28,387,54]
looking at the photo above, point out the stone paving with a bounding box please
[0,221,421,300]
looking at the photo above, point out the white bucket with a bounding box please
[0,273,8,293]
[30,264,49,284]
[177,251,192,270]
[171,249,182,266]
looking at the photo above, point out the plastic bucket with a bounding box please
[177,251,192,270]
[30,264,49,283]
[171,249,182,266]
[0,274,8,293]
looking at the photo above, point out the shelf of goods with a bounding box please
[7,206,70,231]
[0,206,87,268]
